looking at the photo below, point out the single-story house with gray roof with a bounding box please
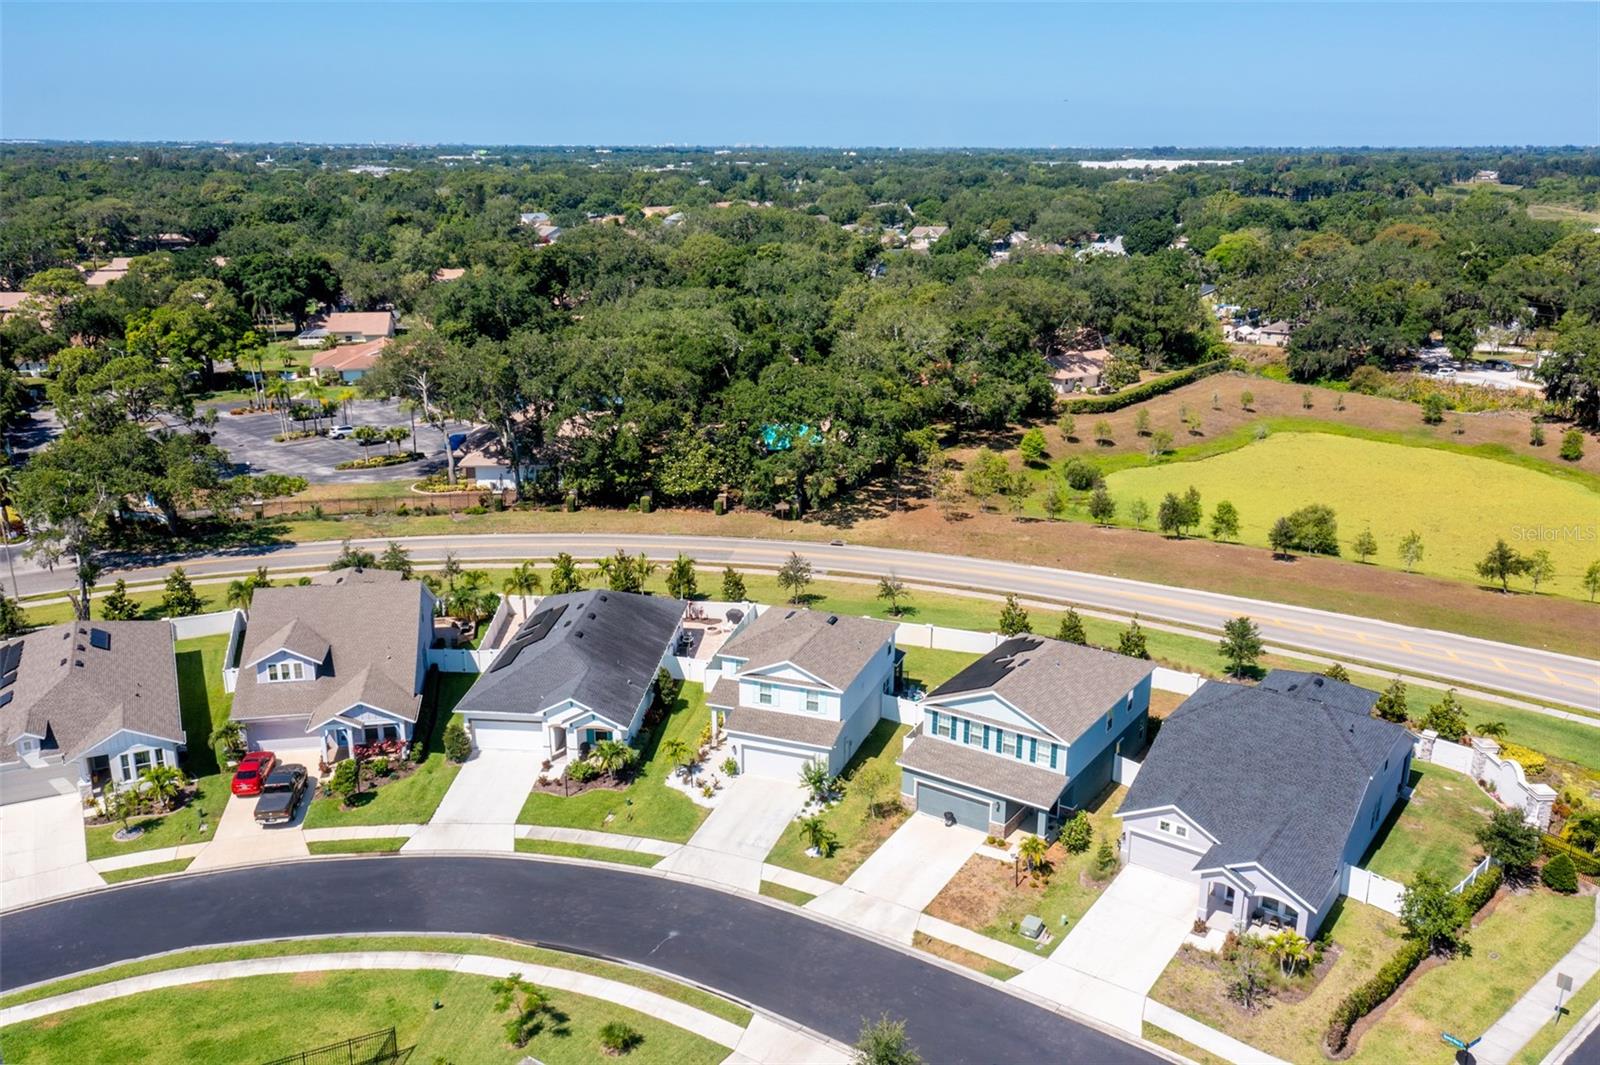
[1120,671,1413,937]
[897,636,1155,838]
[0,620,184,793]
[454,590,683,759]
[705,606,898,779]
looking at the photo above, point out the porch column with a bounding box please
[1230,883,1249,929]
[1195,879,1211,923]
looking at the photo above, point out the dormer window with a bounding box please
[264,660,308,683]
[805,691,819,713]
[757,682,773,706]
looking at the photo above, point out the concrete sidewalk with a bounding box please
[516,824,680,856]
[1477,893,1600,1065]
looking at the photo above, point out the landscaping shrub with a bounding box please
[442,720,471,764]
[1061,458,1101,491]
[599,1020,642,1056]
[1543,834,1600,876]
[722,756,739,777]
[1061,359,1229,414]
[1460,863,1503,914]
[1500,742,1547,776]
[566,760,601,783]
[1542,853,1580,893]
[1059,810,1093,853]
[1560,430,1585,462]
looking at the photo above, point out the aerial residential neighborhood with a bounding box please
[0,4,1597,1065]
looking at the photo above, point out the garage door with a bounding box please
[914,782,989,831]
[1127,831,1202,878]
[244,718,312,750]
[470,719,544,752]
[740,745,817,781]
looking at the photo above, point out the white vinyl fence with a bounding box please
[1414,732,1558,830]
[1342,865,1407,915]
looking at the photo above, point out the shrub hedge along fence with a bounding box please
[1060,359,1232,414]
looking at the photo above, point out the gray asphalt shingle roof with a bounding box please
[723,705,844,749]
[1122,678,1413,905]
[0,621,183,762]
[927,636,1155,742]
[898,732,1068,809]
[455,591,682,730]
[716,607,896,690]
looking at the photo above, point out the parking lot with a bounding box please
[202,399,451,482]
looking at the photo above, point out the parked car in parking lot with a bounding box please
[230,751,277,797]
[254,764,307,824]
[327,425,356,439]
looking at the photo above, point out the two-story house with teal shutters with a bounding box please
[898,636,1155,838]
[706,607,899,779]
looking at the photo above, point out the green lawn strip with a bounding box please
[513,838,662,868]
[0,968,727,1065]
[925,785,1126,958]
[516,682,709,843]
[302,674,475,829]
[763,721,909,883]
[98,858,194,884]
[1514,966,1600,1065]
[1148,898,1406,1063]
[1141,1022,1231,1065]
[910,931,1023,981]
[0,933,752,1027]
[305,837,410,855]
[19,587,232,628]
[757,880,817,906]
[1360,763,1496,883]
[898,646,981,692]
[1350,890,1597,1064]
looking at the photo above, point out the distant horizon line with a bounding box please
[4,139,1597,153]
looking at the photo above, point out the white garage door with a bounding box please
[244,718,312,750]
[1127,831,1202,878]
[740,744,817,781]
[470,719,543,752]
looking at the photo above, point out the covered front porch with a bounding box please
[1196,873,1310,936]
[319,705,415,765]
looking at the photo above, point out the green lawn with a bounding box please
[1142,1023,1230,1065]
[517,682,710,843]
[1361,763,1496,883]
[0,970,728,1065]
[302,673,474,829]
[1515,966,1600,1064]
[1351,890,1597,1064]
[0,935,752,1027]
[911,931,1022,981]
[306,837,409,855]
[98,858,194,884]
[924,785,1127,958]
[1149,899,1407,1064]
[764,720,910,883]
[899,646,981,694]
[1104,431,1600,598]
[514,838,662,868]
[758,881,817,906]
[20,587,232,629]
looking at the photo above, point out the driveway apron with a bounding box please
[0,793,101,910]
[657,776,807,891]
[403,749,540,853]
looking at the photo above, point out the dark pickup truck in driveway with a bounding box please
[253,764,308,825]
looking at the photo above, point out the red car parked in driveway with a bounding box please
[230,751,277,797]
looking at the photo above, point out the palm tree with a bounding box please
[138,764,185,811]
[1267,929,1310,977]
[799,815,835,858]
[799,758,832,802]
[266,376,294,434]
[590,739,636,779]
[1018,834,1049,874]
[335,387,357,423]
[503,562,543,601]
[448,570,496,637]
[224,578,253,610]
[661,738,695,779]
[210,721,245,761]
[299,377,327,432]
[1477,721,1509,741]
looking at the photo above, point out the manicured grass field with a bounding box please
[305,837,409,855]
[1104,431,1600,597]
[1361,763,1495,883]
[923,785,1127,958]
[1149,898,1406,1064]
[764,720,909,883]
[513,838,663,867]
[0,970,728,1065]
[758,880,816,906]
[98,858,194,884]
[1350,890,1597,1064]
[302,673,474,829]
[0,935,753,1026]
[517,683,710,842]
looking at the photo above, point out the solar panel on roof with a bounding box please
[89,629,110,650]
[489,603,569,673]
[0,691,11,710]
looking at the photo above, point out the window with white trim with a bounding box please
[757,683,773,706]
[1157,818,1190,840]
[804,690,819,713]
[264,660,307,683]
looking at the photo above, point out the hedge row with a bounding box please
[1543,834,1600,876]
[1324,865,1503,1054]
[1061,358,1232,414]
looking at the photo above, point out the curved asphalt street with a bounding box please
[6,532,1595,709]
[0,856,1157,1065]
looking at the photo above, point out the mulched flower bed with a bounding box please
[84,783,202,828]
[531,772,631,798]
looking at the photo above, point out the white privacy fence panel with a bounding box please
[1343,865,1406,915]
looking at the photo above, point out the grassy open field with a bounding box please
[1360,763,1495,883]
[0,970,727,1065]
[1528,203,1600,225]
[1103,431,1600,597]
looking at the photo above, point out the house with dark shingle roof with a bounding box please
[454,591,683,759]
[0,620,183,792]
[1120,670,1413,937]
[897,636,1155,838]
[229,571,434,761]
[705,607,898,779]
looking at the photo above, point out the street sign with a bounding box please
[1442,1033,1482,1052]
[1557,973,1574,993]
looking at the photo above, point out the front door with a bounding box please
[87,755,111,790]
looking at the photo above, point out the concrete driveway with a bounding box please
[187,786,310,873]
[657,775,808,891]
[1009,864,1195,1033]
[403,749,540,854]
[805,814,982,939]
[0,793,103,910]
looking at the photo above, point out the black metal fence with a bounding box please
[261,1027,400,1065]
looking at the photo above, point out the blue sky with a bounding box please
[3,2,1596,146]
